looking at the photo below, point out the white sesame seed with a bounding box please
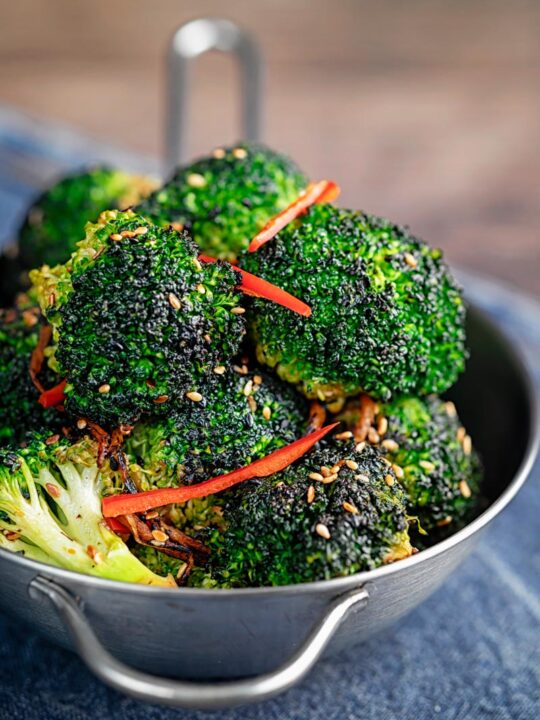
[321,473,338,484]
[307,486,315,504]
[192,258,202,271]
[168,293,182,310]
[384,474,395,487]
[445,401,457,418]
[262,406,272,420]
[368,428,380,444]
[233,148,248,159]
[253,375,263,385]
[463,435,472,456]
[309,472,324,482]
[355,474,370,483]
[110,233,123,241]
[243,380,254,397]
[315,523,331,540]
[213,366,226,375]
[134,226,148,236]
[320,466,331,478]
[382,439,399,453]
[187,173,206,188]
[345,459,359,470]
[196,284,206,294]
[231,306,246,314]
[213,148,226,159]
[77,419,87,430]
[457,427,466,443]
[419,460,436,472]
[355,442,366,453]
[152,530,168,543]
[98,384,111,394]
[392,464,404,479]
[404,252,418,268]
[335,431,353,440]
[377,417,388,435]
[459,480,472,498]
[186,391,203,402]
[342,501,359,514]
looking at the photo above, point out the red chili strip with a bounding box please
[38,379,67,408]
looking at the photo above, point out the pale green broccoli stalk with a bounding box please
[0,436,175,586]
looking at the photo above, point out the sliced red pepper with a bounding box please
[102,423,338,518]
[199,254,311,317]
[105,517,131,535]
[248,180,341,252]
[38,379,67,408]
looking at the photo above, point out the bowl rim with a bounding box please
[1,303,538,598]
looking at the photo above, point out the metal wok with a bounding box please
[0,19,537,711]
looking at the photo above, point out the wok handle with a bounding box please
[165,18,263,173]
[29,575,368,710]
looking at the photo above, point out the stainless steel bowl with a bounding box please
[0,304,537,709]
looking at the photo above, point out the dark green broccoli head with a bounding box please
[337,394,481,532]
[240,204,467,403]
[0,304,62,447]
[138,143,308,261]
[126,364,309,488]
[18,166,157,270]
[202,440,412,587]
[30,210,246,428]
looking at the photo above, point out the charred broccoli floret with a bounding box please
[199,440,413,587]
[0,434,174,586]
[125,365,308,488]
[30,209,246,427]
[240,204,467,403]
[138,143,307,260]
[337,394,481,532]
[18,166,157,270]
[0,304,62,447]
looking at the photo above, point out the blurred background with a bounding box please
[0,0,538,295]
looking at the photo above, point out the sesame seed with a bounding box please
[355,442,366,453]
[243,380,254,397]
[45,434,60,446]
[335,431,353,440]
[231,306,246,314]
[213,148,226,159]
[382,457,392,467]
[110,233,123,241]
[121,230,136,238]
[152,530,168,543]
[462,435,472,456]
[459,480,472,498]
[355,474,370,482]
[134,226,148,236]
[77,419,87,430]
[46,482,60,497]
[171,222,184,232]
[196,284,206,294]
[419,460,436,472]
[436,516,453,527]
[315,523,331,540]
[253,375,263,385]
[98,384,111,394]
[48,292,56,306]
[445,401,457,418]
[320,466,331,477]
[186,391,203,402]
[346,459,359,470]
[233,148,248,159]
[457,427,466,442]
[404,253,418,268]
[368,428,380,444]
[377,417,388,435]
[154,395,169,404]
[307,486,315,504]
[145,511,159,520]
[247,396,257,412]
[382,439,399,452]
[193,258,202,271]
[384,474,395,487]
[187,173,206,188]
[262,406,272,420]
[204,334,212,344]
[168,293,182,310]
[343,501,359,514]
[213,365,226,375]
[392,464,404,479]
[330,464,342,475]
[321,473,338,484]
[309,472,324,482]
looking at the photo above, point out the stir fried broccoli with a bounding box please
[240,204,467,403]
[125,364,308,489]
[30,209,246,427]
[18,166,157,270]
[337,394,481,532]
[0,304,62,448]
[138,143,307,260]
[197,440,413,587]
[0,434,174,586]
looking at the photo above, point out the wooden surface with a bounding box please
[0,0,538,296]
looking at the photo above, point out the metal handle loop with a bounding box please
[29,575,368,710]
[165,18,263,174]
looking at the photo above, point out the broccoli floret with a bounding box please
[0,304,62,447]
[30,209,246,427]
[199,440,413,587]
[18,167,157,270]
[125,364,308,488]
[138,143,307,261]
[240,204,467,403]
[0,434,174,586]
[337,394,481,532]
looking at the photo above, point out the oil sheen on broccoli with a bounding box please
[30,209,246,427]
[240,204,467,403]
[138,143,307,260]
[0,304,62,447]
[18,166,157,269]
[337,394,481,532]
[0,434,174,586]
[199,441,413,587]
[125,364,308,489]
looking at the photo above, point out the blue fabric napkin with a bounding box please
[0,107,538,720]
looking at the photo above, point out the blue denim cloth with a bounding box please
[0,107,538,720]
